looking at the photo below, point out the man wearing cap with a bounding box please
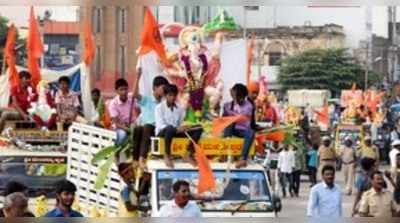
[340,137,357,195]
[358,136,379,166]
[318,136,337,179]
[390,140,400,173]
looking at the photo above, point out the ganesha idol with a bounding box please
[163,26,224,119]
[28,80,57,130]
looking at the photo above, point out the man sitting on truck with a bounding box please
[133,68,169,170]
[0,71,38,132]
[155,84,203,168]
[108,78,144,167]
[223,83,255,168]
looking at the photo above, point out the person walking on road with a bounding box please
[307,165,342,217]
[340,137,357,195]
[278,145,295,198]
[307,144,319,187]
[318,136,337,179]
[352,158,376,216]
[292,145,305,197]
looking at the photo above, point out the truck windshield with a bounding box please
[0,156,66,196]
[156,169,273,212]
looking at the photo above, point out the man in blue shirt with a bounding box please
[45,180,83,217]
[134,68,169,170]
[307,165,342,217]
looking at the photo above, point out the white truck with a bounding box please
[147,160,281,217]
[66,123,282,217]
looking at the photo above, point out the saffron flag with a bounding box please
[83,22,96,65]
[315,105,329,127]
[4,24,19,88]
[212,115,248,137]
[185,133,216,194]
[27,6,44,87]
[137,7,168,65]
[255,130,285,144]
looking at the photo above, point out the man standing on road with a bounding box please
[278,145,295,198]
[358,171,399,217]
[0,192,29,217]
[340,137,357,195]
[44,180,83,217]
[318,136,337,178]
[307,165,342,217]
[352,158,375,216]
[158,180,202,217]
[390,140,400,173]
[358,136,379,166]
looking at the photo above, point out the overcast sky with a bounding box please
[0,5,391,39]
[0,6,78,27]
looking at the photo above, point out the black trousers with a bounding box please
[157,125,203,155]
[292,170,302,195]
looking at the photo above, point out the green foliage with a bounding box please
[278,48,382,95]
[94,155,114,190]
[91,145,117,165]
[92,128,135,189]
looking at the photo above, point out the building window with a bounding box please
[119,45,126,78]
[269,52,283,66]
[93,7,102,33]
[95,46,101,80]
[117,7,127,33]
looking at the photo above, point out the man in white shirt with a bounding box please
[158,180,202,217]
[278,145,295,197]
[155,84,203,168]
[390,140,400,172]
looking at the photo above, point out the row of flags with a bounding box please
[4,6,96,89]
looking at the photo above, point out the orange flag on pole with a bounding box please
[185,133,216,194]
[4,24,19,88]
[137,7,168,65]
[255,130,285,144]
[315,105,329,127]
[83,22,96,65]
[212,115,249,137]
[27,6,44,87]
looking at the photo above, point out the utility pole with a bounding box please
[365,5,373,90]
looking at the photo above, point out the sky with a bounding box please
[0,6,78,27]
[0,5,392,43]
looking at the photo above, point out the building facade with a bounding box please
[79,2,144,92]
[232,24,346,90]
[43,21,80,70]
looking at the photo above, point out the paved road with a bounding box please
[278,170,354,217]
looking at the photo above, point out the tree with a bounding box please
[278,48,382,96]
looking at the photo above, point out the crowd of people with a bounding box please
[2,68,400,218]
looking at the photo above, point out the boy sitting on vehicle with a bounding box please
[223,83,255,168]
[155,84,203,168]
[55,76,82,129]
[0,71,38,132]
[108,78,143,167]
